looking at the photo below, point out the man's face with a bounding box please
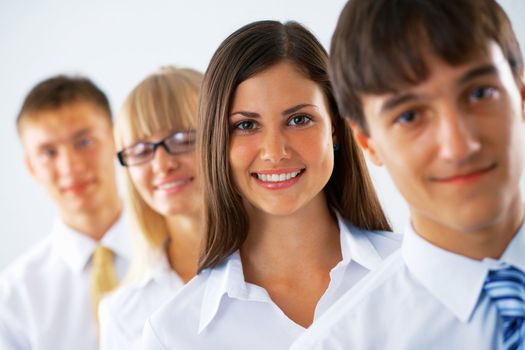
[354,42,525,239]
[21,102,119,219]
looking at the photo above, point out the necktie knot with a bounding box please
[484,266,525,350]
[92,245,114,267]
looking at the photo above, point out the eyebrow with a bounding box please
[457,64,498,86]
[281,104,317,116]
[380,64,499,115]
[37,142,54,151]
[230,110,259,119]
[35,128,92,151]
[380,93,418,115]
[230,104,317,119]
[72,128,91,139]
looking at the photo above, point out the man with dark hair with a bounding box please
[292,0,524,348]
[0,75,131,349]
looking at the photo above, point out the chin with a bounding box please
[442,201,510,233]
[161,204,194,217]
[255,202,303,217]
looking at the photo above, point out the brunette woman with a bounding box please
[143,22,401,349]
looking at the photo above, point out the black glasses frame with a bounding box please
[117,129,196,167]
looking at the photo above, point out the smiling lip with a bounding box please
[251,168,304,190]
[432,164,496,184]
[155,176,194,194]
[62,180,94,195]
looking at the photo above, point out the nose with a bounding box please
[260,127,290,163]
[57,146,86,175]
[152,145,179,173]
[437,107,481,163]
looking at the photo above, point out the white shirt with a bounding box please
[98,254,184,350]
[143,215,402,350]
[0,216,131,350]
[291,221,525,350]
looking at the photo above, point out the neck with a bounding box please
[166,211,203,283]
[412,197,524,260]
[60,198,122,241]
[240,195,342,328]
[241,195,341,282]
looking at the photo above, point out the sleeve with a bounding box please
[142,319,169,350]
[98,297,132,350]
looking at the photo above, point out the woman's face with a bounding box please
[126,129,202,217]
[228,60,335,217]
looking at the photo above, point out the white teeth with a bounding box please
[157,179,191,190]
[256,171,301,182]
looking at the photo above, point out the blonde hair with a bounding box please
[114,66,202,279]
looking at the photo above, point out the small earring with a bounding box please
[333,143,340,152]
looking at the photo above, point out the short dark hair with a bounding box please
[330,0,523,134]
[17,75,112,134]
[197,20,391,272]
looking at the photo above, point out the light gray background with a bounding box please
[1,0,524,268]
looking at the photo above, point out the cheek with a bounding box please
[32,163,56,184]
[301,128,333,167]
[128,168,151,196]
[179,153,198,173]
[229,138,255,173]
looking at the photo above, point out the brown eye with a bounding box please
[235,120,257,130]
[288,114,312,126]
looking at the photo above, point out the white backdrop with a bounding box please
[1,0,524,268]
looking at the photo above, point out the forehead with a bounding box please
[232,61,326,110]
[20,102,112,148]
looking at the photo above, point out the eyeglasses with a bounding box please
[117,129,196,166]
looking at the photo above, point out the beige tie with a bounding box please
[90,245,118,324]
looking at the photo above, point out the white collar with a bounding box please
[500,220,525,272]
[336,212,385,271]
[402,219,525,323]
[197,214,388,333]
[51,214,132,273]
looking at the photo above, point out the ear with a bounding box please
[348,121,383,166]
[25,155,37,179]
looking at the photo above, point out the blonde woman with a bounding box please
[98,66,203,349]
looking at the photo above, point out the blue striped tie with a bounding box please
[484,266,525,350]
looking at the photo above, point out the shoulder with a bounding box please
[146,270,211,346]
[0,236,54,294]
[100,270,184,340]
[343,219,403,244]
[293,251,426,349]
[149,270,209,325]
[340,218,403,257]
[332,250,408,312]
[363,229,403,258]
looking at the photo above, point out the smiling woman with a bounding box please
[142,20,402,350]
[228,61,336,216]
[98,66,204,350]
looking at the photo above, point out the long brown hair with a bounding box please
[198,20,391,272]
